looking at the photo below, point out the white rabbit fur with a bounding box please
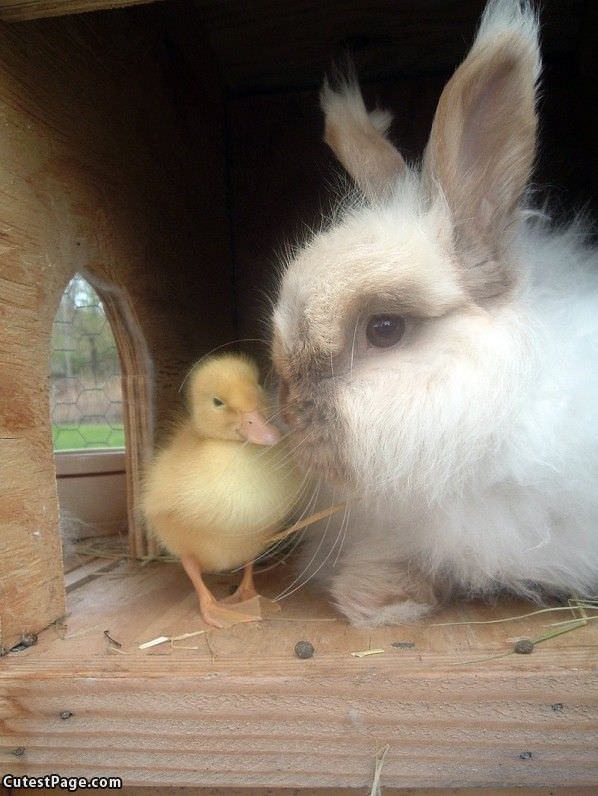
[271,0,598,625]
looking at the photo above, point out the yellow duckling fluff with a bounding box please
[142,353,302,627]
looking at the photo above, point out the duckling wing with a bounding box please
[143,435,302,571]
[180,440,301,534]
[144,435,301,537]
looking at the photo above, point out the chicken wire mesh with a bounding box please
[50,274,125,451]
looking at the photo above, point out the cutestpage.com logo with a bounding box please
[2,774,123,791]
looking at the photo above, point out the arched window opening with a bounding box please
[50,274,125,451]
[50,274,129,563]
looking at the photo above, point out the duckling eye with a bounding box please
[212,397,225,408]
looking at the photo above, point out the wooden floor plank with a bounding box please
[1,560,597,788]
[8,788,598,796]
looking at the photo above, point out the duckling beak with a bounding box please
[239,410,281,446]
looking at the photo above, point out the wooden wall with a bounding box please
[0,7,233,651]
[0,0,163,22]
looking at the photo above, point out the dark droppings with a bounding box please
[519,751,533,760]
[294,640,315,659]
[551,703,565,712]
[514,638,534,654]
[391,641,415,649]
[60,711,73,720]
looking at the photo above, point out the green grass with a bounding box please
[52,424,125,451]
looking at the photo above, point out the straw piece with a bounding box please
[532,619,587,644]
[107,646,130,655]
[73,535,178,564]
[431,603,598,628]
[138,635,170,650]
[170,630,207,642]
[370,744,390,796]
[351,648,385,658]
[548,614,598,628]
[205,633,216,662]
[266,501,351,546]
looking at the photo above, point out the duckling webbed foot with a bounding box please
[181,554,225,628]
[221,562,259,604]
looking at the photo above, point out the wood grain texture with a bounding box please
[0,7,233,650]
[1,563,597,788]
[64,790,598,796]
[10,789,598,795]
[99,283,155,557]
[0,0,163,22]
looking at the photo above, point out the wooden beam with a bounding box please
[1,564,598,788]
[0,0,163,22]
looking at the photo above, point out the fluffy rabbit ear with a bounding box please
[321,71,405,201]
[423,1,540,270]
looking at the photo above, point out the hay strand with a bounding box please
[138,629,207,650]
[351,648,385,658]
[138,635,170,650]
[431,602,598,628]
[370,744,390,796]
[265,500,351,546]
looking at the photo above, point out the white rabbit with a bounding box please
[271,0,598,625]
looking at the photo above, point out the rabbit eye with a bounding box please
[366,315,405,348]
[212,396,225,408]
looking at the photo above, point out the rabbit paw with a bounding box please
[329,562,437,627]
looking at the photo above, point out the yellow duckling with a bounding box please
[142,353,299,627]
